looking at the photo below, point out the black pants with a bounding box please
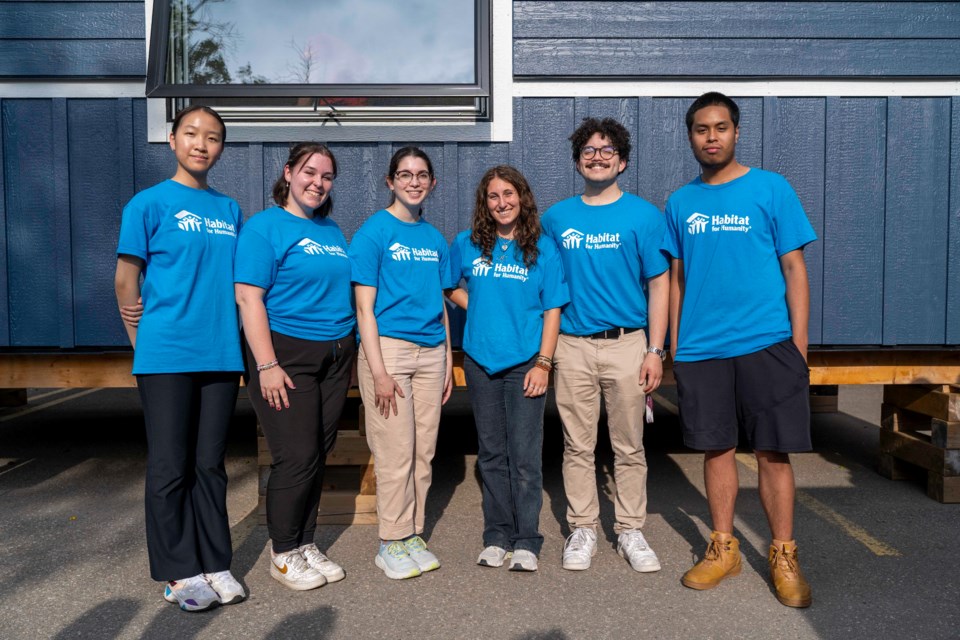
[137,372,239,581]
[245,332,356,554]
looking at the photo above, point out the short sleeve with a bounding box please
[234,227,277,289]
[349,227,382,287]
[640,211,669,278]
[539,240,570,310]
[661,198,683,260]
[771,176,817,256]
[116,197,151,260]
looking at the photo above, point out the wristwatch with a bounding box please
[647,346,667,361]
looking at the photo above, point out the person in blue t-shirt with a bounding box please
[114,105,245,612]
[349,147,454,580]
[447,165,569,572]
[663,92,816,608]
[541,118,670,574]
[235,142,355,592]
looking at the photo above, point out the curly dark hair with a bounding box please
[568,117,631,166]
[470,165,540,269]
[271,142,338,218]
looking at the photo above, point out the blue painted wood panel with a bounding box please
[950,97,960,345]
[0,2,143,38]
[0,107,7,346]
[0,41,144,77]
[822,98,886,345]
[883,97,951,344]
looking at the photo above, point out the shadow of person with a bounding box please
[264,607,339,639]
[421,391,473,541]
[52,598,141,640]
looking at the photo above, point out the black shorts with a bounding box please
[673,339,812,453]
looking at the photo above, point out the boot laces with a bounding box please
[703,539,730,563]
[773,547,800,578]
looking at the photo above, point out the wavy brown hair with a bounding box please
[471,165,540,268]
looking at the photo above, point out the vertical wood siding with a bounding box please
[1,96,958,348]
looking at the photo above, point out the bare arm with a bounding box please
[442,301,454,404]
[639,270,669,393]
[355,284,405,417]
[523,307,561,398]
[236,283,295,409]
[779,249,810,361]
[669,258,685,359]
[114,255,144,347]
[445,286,468,310]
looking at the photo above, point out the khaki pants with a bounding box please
[358,337,446,540]
[553,329,648,534]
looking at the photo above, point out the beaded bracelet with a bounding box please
[535,354,553,372]
[257,359,279,372]
[534,361,552,372]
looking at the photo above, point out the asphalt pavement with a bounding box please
[0,385,957,640]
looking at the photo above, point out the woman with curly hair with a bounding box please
[447,165,569,572]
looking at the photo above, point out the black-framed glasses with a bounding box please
[394,170,432,185]
[580,145,618,160]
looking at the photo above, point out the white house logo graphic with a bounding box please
[471,257,492,277]
[687,213,709,235]
[298,238,325,255]
[175,210,203,232]
[389,242,412,261]
[561,228,585,249]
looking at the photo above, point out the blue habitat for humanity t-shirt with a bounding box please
[349,209,454,347]
[116,179,244,374]
[450,232,570,375]
[541,192,668,336]
[662,168,817,362]
[234,207,354,341]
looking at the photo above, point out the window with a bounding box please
[146,0,491,122]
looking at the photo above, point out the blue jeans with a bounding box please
[463,354,545,555]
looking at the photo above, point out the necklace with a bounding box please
[497,235,512,261]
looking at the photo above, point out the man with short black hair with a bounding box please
[541,117,669,573]
[663,92,816,608]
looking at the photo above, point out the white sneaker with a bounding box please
[617,529,662,573]
[509,549,538,572]
[271,549,327,591]
[562,527,598,571]
[402,535,440,572]
[476,546,510,568]
[204,570,246,604]
[164,575,220,612]
[300,543,346,583]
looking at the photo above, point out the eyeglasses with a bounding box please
[580,146,618,160]
[394,170,432,185]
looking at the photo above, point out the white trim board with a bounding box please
[513,80,960,98]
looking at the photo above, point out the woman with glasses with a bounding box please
[235,142,355,591]
[115,105,245,612]
[349,146,454,580]
[447,166,568,572]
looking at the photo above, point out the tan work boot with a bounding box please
[681,531,742,590]
[768,540,812,608]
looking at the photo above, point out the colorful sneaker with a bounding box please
[271,548,327,591]
[508,549,538,572]
[617,529,661,573]
[402,535,440,572]
[477,545,510,568]
[165,575,220,612]
[300,543,346,583]
[375,541,422,580]
[204,570,246,605]
[562,527,597,571]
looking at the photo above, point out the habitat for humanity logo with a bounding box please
[176,210,203,232]
[298,238,325,255]
[686,212,751,235]
[389,242,439,262]
[389,243,412,261]
[561,228,584,249]
[176,209,236,237]
[687,213,709,235]
[561,228,621,250]
[472,257,492,277]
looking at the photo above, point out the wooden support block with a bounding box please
[317,492,378,525]
[877,452,915,481]
[0,389,27,406]
[327,430,372,466]
[883,385,960,422]
[927,474,960,503]
[359,464,377,495]
[879,429,960,476]
[810,385,839,413]
[931,420,960,449]
[881,403,933,433]
[358,403,366,437]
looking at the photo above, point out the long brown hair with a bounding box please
[272,142,338,218]
[471,165,540,268]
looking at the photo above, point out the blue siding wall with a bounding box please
[0,1,144,77]
[514,1,960,77]
[1,96,958,349]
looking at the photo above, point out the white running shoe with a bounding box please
[204,570,246,604]
[476,546,510,568]
[617,529,661,572]
[165,575,220,612]
[375,541,422,580]
[300,543,346,583]
[509,549,539,572]
[402,535,440,572]
[271,549,327,591]
[562,527,598,571]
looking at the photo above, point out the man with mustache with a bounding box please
[541,118,670,573]
[663,92,816,608]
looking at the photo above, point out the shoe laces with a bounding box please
[384,541,410,559]
[620,530,649,554]
[565,528,594,554]
[772,547,800,578]
[278,550,309,573]
[300,544,329,565]
[404,535,428,553]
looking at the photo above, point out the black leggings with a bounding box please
[245,331,356,553]
[137,372,240,581]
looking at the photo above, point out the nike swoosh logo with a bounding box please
[279,564,288,574]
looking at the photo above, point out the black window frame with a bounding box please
[145,0,491,100]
